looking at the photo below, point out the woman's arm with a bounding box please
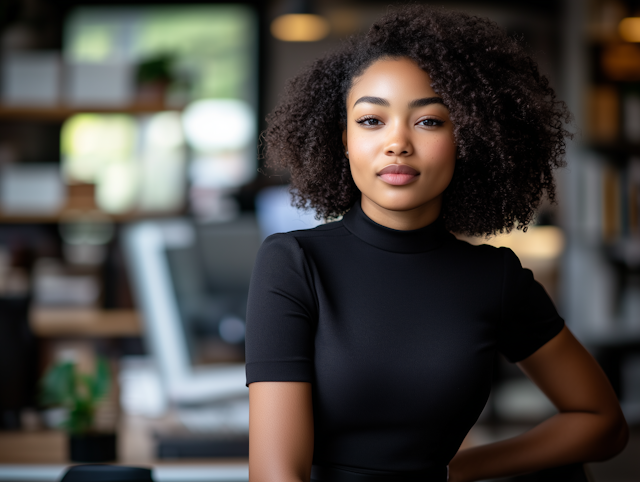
[249,382,314,482]
[448,326,629,482]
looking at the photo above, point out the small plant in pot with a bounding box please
[135,53,176,105]
[40,357,116,462]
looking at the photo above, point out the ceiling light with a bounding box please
[619,17,640,42]
[271,14,330,42]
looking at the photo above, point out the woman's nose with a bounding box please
[384,124,413,156]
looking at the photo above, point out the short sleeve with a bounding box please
[497,247,564,363]
[244,234,317,385]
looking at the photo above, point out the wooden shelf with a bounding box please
[30,308,141,337]
[0,104,182,122]
[0,210,180,224]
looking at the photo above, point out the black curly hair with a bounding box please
[263,4,572,236]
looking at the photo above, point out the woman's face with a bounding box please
[343,57,456,230]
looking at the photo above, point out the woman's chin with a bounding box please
[362,195,442,216]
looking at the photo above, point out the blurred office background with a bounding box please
[0,0,638,481]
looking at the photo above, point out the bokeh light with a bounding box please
[61,114,137,184]
[619,17,640,42]
[95,161,140,214]
[271,14,330,42]
[182,99,255,153]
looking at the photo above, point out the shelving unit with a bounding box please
[0,102,164,405]
[0,103,180,122]
[0,210,179,224]
[562,0,640,420]
[0,99,184,224]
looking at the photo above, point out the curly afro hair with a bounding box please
[263,5,572,236]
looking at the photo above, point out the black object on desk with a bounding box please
[69,432,118,463]
[155,432,249,459]
[0,295,36,429]
[61,465,153,482]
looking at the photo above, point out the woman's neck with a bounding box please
[359,194,443,231]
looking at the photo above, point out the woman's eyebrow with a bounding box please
[352,96,445,108]
[353,96,390,108]
[408,97,445,108]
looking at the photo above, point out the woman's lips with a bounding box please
[377,164,420,186]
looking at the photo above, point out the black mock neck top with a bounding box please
[245,201,564,474]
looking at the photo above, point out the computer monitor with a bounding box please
[124,216,260,405]
[124,187,321,408]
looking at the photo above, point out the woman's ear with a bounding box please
[342,130,348,156]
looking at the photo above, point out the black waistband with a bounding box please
[310,465,448,482]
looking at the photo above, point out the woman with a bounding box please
[245,6,628,482]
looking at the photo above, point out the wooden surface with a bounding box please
[0,431,66,463]
[30,308,142,337]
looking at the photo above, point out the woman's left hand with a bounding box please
[448,326,628,482]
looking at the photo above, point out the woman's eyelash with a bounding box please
[355,116,445,127]
[418,118,445,127]
[355,115,381,126]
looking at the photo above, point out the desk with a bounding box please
[0,465,248,482]
[0,415,249,482]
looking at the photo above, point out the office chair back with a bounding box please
[60,465,153,482]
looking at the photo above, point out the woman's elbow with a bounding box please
[607,415,629,459]
[595,411,629,461]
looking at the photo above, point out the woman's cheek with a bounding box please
[428,139,456,179]
[347,157,366,192]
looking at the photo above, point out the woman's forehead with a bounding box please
[347,57,438,106]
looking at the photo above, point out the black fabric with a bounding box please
[245,200,564,473]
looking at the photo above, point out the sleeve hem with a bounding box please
[245,360,313,386]
[502,316,565,363]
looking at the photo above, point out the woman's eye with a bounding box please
[418,118,444,127]
[356,117,382,126]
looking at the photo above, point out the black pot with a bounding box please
[69,433,117,462]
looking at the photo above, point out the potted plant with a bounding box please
[135,53,176,105]
[40,357,116,462]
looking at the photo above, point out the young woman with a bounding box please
[245,6,628,482]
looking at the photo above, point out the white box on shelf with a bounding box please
[1,51,60,107]
[32,258,100,307]
[65,61,134,107]
[33,273,99,306]
[0,164,65,214]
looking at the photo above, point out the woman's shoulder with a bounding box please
[258,219,347,257]
[450,235,511,254]
[251,222,349,298]
[262,219,347,245]
[448,236,523,271]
